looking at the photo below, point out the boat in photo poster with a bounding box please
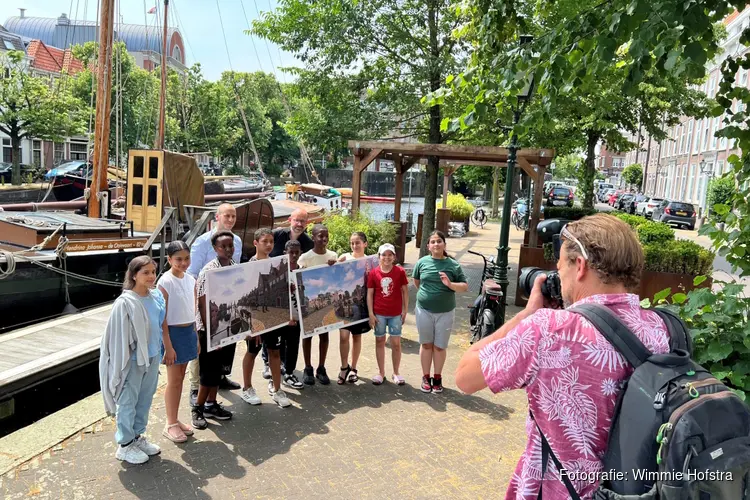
[205,255,291,351]
[292,258,369,339]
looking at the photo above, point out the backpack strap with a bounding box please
[650,307,693,355]
[568,303,652,368]
[531,413,582,500]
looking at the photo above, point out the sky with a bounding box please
[0,0,302,82]
[298,259,367,299]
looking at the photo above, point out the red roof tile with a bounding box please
[724,9,740,26]
[27,39,84,75]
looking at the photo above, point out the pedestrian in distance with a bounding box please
[337,231,378,384]
[191,231,238,430]
[156,241,199,443]
[298,224,338,385]
[412,230,468,394]
[240,228,292,408]
[367,243,409,386]
[99,255,165,464]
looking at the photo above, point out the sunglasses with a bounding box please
[552,224,589,261]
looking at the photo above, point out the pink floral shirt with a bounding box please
[480,294,670,499]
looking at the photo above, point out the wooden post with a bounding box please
[88,0,115,219]
[394,156,403,221]
[351,148,382,215]
[442,166,457,208]
[155,0,169,150]
[528,165,546,248]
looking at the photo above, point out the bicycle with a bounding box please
[467,250,503,344]
[470,206,488,228]
[511,201,529,231]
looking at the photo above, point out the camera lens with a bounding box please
[518,267,546,299]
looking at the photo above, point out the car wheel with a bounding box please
[688,224,695,231]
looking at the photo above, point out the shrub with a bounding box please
[315,211,396,256]
[610,211,646,230]
[543,206,597,220]
[706,176,735,219]
[636,220,675,245]
[437,193,473,220]
[642,240,714,275]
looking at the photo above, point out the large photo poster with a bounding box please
[293,258,369,339]
[205,255,291,351]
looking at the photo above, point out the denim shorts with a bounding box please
[374,315,402,337]
[164,323,198,365]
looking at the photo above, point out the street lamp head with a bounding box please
[699,159,706,173]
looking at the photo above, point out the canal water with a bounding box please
[360,197,426,222]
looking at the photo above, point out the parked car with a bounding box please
[608,190,624,206]
[601,188,616,203]
[546,186,574,207]
[0,162,43,183]
[651,200,697,230]
[636,196,664,218]
[597,183,614,201]
[615,193,635,212]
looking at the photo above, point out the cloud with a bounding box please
[307,277,326,287]
[233,277,246,286]
[344,269,355,282]
[222,288,234,297]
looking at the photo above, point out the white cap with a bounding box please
[378,243,396,256]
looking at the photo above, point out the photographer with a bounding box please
[455,214,671,499]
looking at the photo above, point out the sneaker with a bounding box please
[134,435,161,456]
[240,387,262,405]
[316,367,331,385]
[262,364,272,380]
[273,389,292,408]
[281,364,287,376]
[268,380,276,396]
[191,406,207,430]
[189,389,198,406]
[115,442,149,464]
[432,377,444,394]
[303,366,315,385]
[421,376,432,393]
[203,402,233,420]
[283,373,304,390]
[219,376,240,390]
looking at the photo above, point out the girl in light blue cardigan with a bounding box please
[99,255,166,465]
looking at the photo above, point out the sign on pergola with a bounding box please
[348,140,555,245]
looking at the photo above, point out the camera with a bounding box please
[518,218,568,302]
[518,267,562,302]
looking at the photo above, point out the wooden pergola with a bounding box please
[348,141,555,245]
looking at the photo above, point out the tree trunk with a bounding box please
[11,133,22,186]
[419,0,442,257]
[583,131,599,209]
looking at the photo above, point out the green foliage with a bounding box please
[636,221,676,245]
[543,206,596,220]
[0,50,87,184]
[642,240,714,275]
[551,154,583,180]
[316,211,396,257]
[543,242,555,262]
[622,163,644,189]
[706,176,735,220]
[437,193,474,220]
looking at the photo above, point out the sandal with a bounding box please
[392,374,405,386]
[337,365,352,385]
[347,368,359,383]
[372,374,384,385]
[163,423,187,443]
[178,421,194,436]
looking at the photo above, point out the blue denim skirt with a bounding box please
[165,323,198,365]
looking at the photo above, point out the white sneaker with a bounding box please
[273,389,292,408]
[134,435,161,456]
[240,387,262,405]
[268,380,276,396]
[115,442,149,464]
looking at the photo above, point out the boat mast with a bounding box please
[155,0,169,150]
[88,0,115,219]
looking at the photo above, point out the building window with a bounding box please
[717,160,724,176]
[693,120,702,154]
[742,68,749,86]
[703,125,710,152]
[687,163,696,202]
[2,138,12,163]
[69,141,87,160]
[711,117,720,150]
[54,142,65,165]
[720,115,728,149]
[32,140,42,167]
[686,120,694,154]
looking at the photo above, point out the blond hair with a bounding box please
[564,214,644,290]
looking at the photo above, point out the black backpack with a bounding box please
[533,303,750,500]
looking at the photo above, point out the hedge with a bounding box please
[543,206,597,220]
[437,193,474,220]
[609,212,675,245]
[643,240,714,275]
[315,211,396,256]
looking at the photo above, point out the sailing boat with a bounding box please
[0,1,323,332]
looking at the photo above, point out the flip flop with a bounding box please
[347,368,359,383]
[337,365,352,385]
[392,374,405,386]
[372,374,384,385]
[163,423,187,443]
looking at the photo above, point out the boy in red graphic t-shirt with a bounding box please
[367,244,409,386]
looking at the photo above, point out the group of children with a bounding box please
[100,223,467,465]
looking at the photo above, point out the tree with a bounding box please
[622,163,644,190]
[0,50,87,184]
[253,0,471,255]
[551,154,583,180]
[705,176,734,219]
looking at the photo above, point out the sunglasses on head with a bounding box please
[552,224,589,261]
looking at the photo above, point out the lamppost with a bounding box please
[494,35,535,328]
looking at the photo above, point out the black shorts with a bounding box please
[198,330,237,387]
[343,321,371,335]
[246,329,283,354]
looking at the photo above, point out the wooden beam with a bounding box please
[516,157,538,181]
[394,156,404,220]
[355,148,383,174]
[401,157,419,172]
[528,166,546,248]
[442,166,458,208]
[352,155,362,214]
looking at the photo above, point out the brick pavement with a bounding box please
[0,223,531,500]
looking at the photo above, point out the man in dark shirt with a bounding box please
[269,208,314,257]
